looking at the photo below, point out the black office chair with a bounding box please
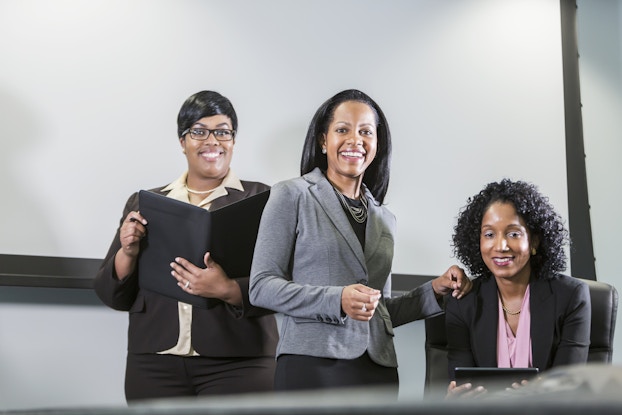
[423,277,619,398]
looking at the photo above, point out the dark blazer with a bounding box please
[445,274,591,379]
[94,181,278,357]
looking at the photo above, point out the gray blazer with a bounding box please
[249,168,443,367]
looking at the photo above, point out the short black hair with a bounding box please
[300,89,392,204]
[177,91,238,138]
[453,179,569,280]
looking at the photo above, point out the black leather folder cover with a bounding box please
[137,189,270,308]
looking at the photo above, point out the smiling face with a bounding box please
[320,101,377,193]
[180,114,235,183]
[480,201,537,283]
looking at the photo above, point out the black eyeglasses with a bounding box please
[182,128,236,142]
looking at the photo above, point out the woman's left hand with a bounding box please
[432,265,472,299]
[171,252,242,306]
[341,283,382,321]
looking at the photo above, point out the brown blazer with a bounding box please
[94,181,278,357]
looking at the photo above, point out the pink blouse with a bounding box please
[497,286,532,368]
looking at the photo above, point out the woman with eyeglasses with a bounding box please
[94,90,278,401]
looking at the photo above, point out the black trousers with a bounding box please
[125,353,276,402]
[274,353,399,396]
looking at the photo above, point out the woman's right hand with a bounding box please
[445,380,487,399]
[118,211,147,258]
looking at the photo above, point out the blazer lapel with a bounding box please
[209,188,250,210]
[474,277,501,367]
[530,278,554,369]
[307,171,366,270]
[362,188,383,266]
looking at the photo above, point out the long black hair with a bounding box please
[300,89,392,204]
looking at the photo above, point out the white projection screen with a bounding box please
[0,0,569,276]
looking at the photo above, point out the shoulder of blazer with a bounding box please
[122,185,170,211]
[273,169,327,196]
[452,276,496,310]
[147,185,170,195]
[301,167,324,185]
[238,180,271,194]
[546,273,586,289]
[211,182,270,209]
[472,275,494,294]
[531,273,587,300]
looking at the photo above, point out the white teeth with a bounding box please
[494,257,512,265]
[202,152,221,159]
[341,151,363,158]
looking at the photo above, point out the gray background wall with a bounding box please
[0,0,620,411]
[0,0,570,273]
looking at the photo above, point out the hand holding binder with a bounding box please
[170,252,237,303]
[136,189,270,308]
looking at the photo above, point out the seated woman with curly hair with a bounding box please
[445,179,591,397]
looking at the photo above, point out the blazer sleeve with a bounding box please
[551,280,591,366]
[93,192,140,311]
[385,280,444,328]
[249,180,344,323]
[230,276,276,319]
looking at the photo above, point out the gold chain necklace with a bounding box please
[501,301,521,315]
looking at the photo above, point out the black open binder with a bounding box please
[136,189,270,308]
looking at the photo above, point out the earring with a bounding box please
[321,147,327,154]
[531,247,536,255]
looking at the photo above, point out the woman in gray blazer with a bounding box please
[249,89,471,395]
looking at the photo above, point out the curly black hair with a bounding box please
[452,179,569,280]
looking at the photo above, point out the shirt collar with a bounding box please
[162,170,244,208]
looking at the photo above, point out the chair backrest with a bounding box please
[583,279,619,363]
[423,277,619,398]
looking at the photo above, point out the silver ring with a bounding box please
[184,281,190,289]
[362,303,367,312]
